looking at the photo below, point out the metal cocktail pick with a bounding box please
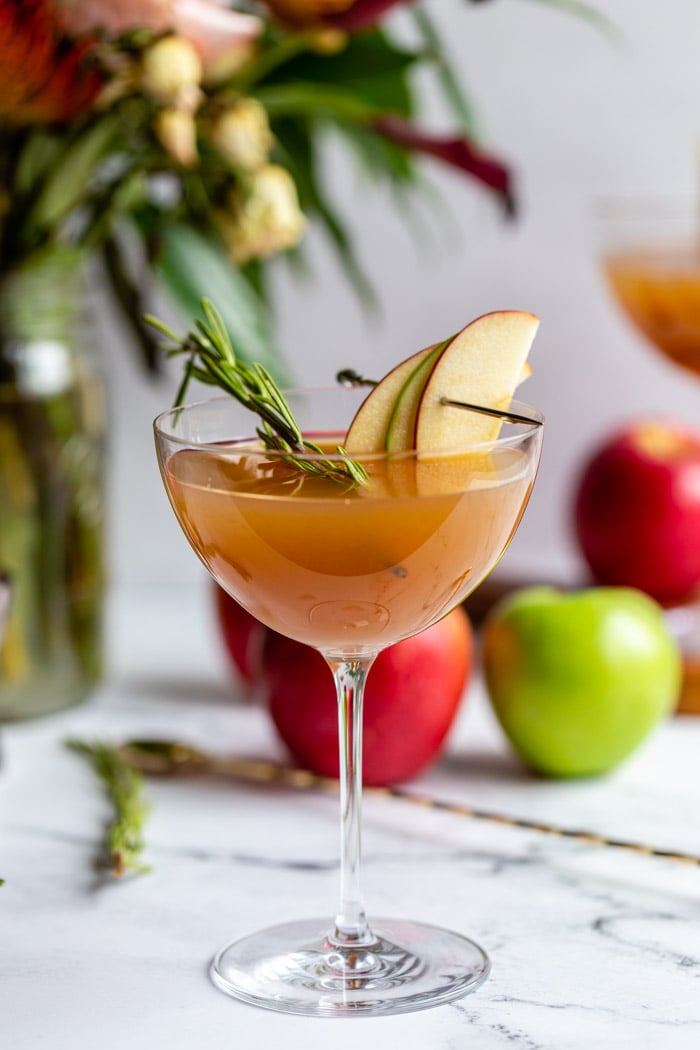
[119,739,700,868]
[335,370,544,428]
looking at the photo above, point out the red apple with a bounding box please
[261,608,473,786]
[214,585,267,690]
[573,420,700,605]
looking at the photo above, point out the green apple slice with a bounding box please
[385,342,446,451]
[345,343,438,453]
[415,310,539,451]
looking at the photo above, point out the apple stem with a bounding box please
[324,653,379,954]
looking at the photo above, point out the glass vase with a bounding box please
[0,247,106,721]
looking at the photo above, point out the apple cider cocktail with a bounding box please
[167,439,534,652]
[605,245,700,377]
[154,305,543,1017]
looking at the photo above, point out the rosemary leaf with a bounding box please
[146,300,369,487]
[66,739,151,878]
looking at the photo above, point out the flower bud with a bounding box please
[203,40,258,85]
[310,29,348,55]
[211,100,274,173]
[154,108,199,167]
[220,165,306,264]
[141,35,203,111]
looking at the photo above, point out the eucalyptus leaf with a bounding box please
[28,118,120,234]
[155,225,291,384]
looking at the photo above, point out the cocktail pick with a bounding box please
[336,370,543,428]
[119,739,700,868]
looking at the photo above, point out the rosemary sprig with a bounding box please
[66,739,151,878]
[147,300,368,487]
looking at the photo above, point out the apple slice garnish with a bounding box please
[415,310,539,451]
[344,310,538,496]
[345,344,439,453]
[385,342,446,451]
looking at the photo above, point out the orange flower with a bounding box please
[0,0,101,125]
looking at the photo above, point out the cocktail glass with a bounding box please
[598,197,700,376]
[597,197,700,710]
[154,385,543,1017]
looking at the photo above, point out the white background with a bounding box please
[104,0,700,588]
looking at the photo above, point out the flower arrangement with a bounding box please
[0,1,605,722]
[0,0,522,375]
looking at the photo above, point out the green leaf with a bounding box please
[263,30,418,115]
[155,225,292,385]
[101,233,162,373]
[524,0,620,38]
[333,123,417,185]
[13,131,63,196]
[28,117,120,233]
[274,118,378,310]
[411,7,480,138]
[255,83,382,123]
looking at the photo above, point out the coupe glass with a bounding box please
[597,197,700,711]
[154,385,543,1017]
[597,197,700,376]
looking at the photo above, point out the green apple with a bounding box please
[482,586,681,777]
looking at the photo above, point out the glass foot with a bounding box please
[210,917,490,1017]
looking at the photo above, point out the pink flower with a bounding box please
[53,1,262,74]
[171,1,262,78]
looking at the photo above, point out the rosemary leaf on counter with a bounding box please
[66,739,151,878]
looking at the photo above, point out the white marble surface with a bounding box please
[3,583,700,1048]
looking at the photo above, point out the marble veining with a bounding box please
[2,582,700,1049]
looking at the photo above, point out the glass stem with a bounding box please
[325,654,377,949]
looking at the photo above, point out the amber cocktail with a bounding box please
[154,385,543,1017]
[600,199,700,377]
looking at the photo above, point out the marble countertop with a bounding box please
[3,583,700,1049]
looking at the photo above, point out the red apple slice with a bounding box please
[415,310,539,451]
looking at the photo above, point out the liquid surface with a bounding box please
[166,439,535,653]
[606,244,700,376]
